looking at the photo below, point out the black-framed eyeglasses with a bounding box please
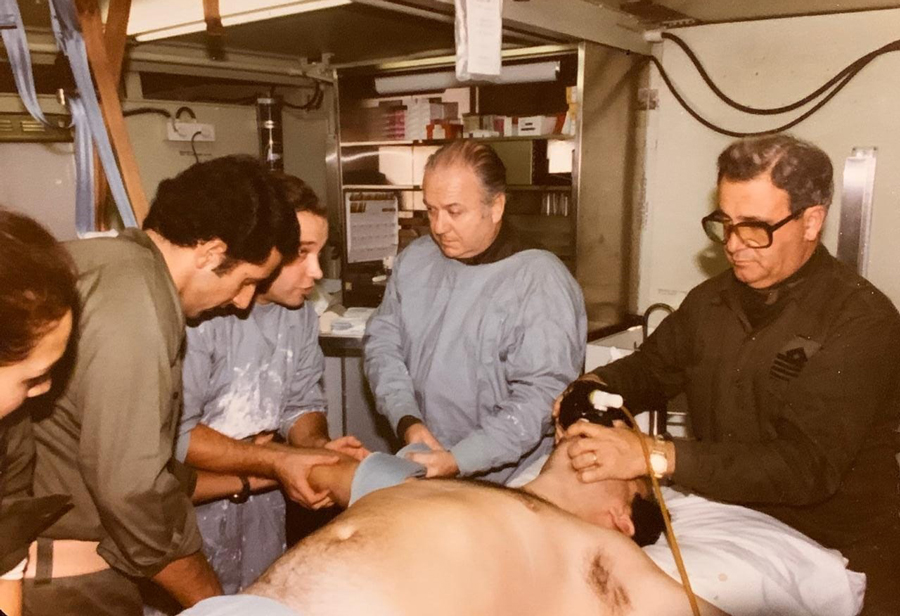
[701,209,803,249]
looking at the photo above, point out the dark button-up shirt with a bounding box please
[31,228,201,578]
[594,246,900,550]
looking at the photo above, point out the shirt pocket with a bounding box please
[765,335,822,401]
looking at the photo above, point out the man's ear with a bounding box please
[195,239,228,271]
[801,205,826,241]
[611,504,636,538]
[490,192,506,224]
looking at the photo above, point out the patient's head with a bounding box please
[526,438,665,547]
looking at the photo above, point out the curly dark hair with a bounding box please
[0,209,78,366]
[143,156,300,272]
[717,134,834,213]
[424,140,507,205]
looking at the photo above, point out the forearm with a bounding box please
[185,424,282,478]
[305,451,360,508]
[593,353,671,412]
[363,293,422,429]
[451,391,552,475]
[191,471,277,504]
[151,551,222,607]
[451,427,530,476]
[364,354,421,430]
[287,412,330,448]
[673,437,834,506]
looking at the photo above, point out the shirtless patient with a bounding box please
[180,441,725,616]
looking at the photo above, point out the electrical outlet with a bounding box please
[167,121,216,142]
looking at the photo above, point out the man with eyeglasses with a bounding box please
[554,134,900,616]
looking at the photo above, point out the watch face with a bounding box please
[650,451,667,477]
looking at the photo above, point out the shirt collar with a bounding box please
[715,244,830,323]
[455,222,540,266]
[119,228,186,341]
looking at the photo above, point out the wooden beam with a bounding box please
[94,0,132,230]
[105,0,132,84]
[202,0,226,60]
[74,0,149,224]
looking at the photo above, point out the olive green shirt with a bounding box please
[32,228,202,578]
[0,409,36,574]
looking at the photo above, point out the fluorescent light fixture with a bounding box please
[374,61,560,95]
[127,0,351,43]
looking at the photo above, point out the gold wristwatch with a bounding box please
[649,435,669,479]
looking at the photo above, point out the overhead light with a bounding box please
[126,0,352,43]
[374,61,560,95]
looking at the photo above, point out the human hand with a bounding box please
[406,449,459,478]
[403,423,443,451]
[273,449,340,509]
[564,422,649,482]
[325,435,370,461]
[552,373,606,443]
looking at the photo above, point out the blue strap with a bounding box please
[49,0,137,229]
[0,0,138,232]
[68,97,97,232]
[0,0,51,125]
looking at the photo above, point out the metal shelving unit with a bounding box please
[326,42,643,330]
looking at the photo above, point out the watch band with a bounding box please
[229,476,251,504]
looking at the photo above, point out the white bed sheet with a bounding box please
[507,456,865,616]
[644,487,865,616]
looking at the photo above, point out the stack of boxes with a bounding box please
[364,97,461,141]
[379,102,407,141]
[361,99,572,141]
[461,113,566,138]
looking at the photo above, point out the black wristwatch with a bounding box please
[229,476,251,504]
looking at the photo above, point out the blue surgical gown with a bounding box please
[364,236,587,484]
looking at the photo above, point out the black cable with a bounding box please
[175,106,197,120]
[197,95,259,105]
[190,130,202,163]
[648,54,859,138]
[660,32,900,116]
[123,107,172,119]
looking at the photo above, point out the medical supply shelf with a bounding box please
[326,42,645,331]
[341,184,573,191]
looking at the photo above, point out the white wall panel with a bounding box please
[640,9,900,310]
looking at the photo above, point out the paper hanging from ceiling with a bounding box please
[455,0,503,82]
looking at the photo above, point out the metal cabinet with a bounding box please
[325,42,645,331]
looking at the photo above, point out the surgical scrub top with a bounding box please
[176,301,326,593]
[364,235,587,484]
[177,301,327,458]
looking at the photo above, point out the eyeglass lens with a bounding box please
[703,220,770,248]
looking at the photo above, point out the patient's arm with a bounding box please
[190,447,358,506]
[306,451,361,508]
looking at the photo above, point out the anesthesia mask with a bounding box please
[557,381,629,431]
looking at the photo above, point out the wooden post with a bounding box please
[202,0,226,60]
[92,0,132,230]
[74,0,149,224]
